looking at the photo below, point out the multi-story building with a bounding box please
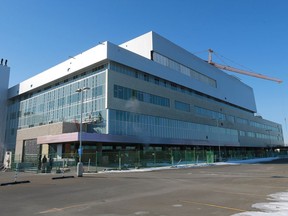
[4,32,284,162]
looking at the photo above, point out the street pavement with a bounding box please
[1,159,288,216]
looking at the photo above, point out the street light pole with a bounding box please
[266,129,272,156]
[216,119,221,162]
[76,87,90,177]
[266,129,272,145]
[212,118,221,162]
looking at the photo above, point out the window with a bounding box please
[154,78,159,85]
[144,74,149,82]
[239,131,245,136]
[175,101,190,112]
[114,85,170,107]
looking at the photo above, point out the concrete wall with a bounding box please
[15,122,78,162]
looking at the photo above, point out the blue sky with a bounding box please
[1,0,288,142]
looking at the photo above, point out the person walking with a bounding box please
[41,155,47,173]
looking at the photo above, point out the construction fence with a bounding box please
[3,147,287,174]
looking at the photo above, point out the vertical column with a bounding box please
[0,63,10,161]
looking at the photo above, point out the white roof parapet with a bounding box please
[8,42,108,98]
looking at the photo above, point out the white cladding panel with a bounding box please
[8,42,108,98]
[120,31,153,59]
[116,32,257,112]
[151,33,257,112]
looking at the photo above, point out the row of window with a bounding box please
[152,52,217,88]
[109,109,238,143]
[10,85,104,120]
[195,106,280,132]
[110,62,187,91]
[16,98,106,130]
[111,60,280,134]
[14,64,108,101]
[110,61,252,116]
[111,87,280,142]
[114,85,170,107]
[241,131,280,141]
[109,109,281,143]
[7,71,107,132]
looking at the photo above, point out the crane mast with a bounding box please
[208,49,282,84]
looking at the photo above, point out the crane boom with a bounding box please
[208,49,282,84]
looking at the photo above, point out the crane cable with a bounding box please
[212,50,256,74]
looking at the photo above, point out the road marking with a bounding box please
[212,190,264,197]
[180,200,247,212]
[38,203,89,214]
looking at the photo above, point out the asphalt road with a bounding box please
[1,159,288,216]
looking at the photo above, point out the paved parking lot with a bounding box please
[1,159,288,216]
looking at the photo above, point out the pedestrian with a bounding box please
[41,155,47,173]
[48,157,53,172]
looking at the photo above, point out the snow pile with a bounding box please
[97,157,278,174]
[232,192,288,216]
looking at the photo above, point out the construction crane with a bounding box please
[208,49,282,84]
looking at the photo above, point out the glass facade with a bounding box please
[5,60,283,148]
[195,106,281,142]
[6,66,107,143]
[109,109,239,143]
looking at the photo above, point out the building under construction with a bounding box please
[1,31,285,163]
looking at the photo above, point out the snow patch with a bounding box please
[232,192,288,216]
